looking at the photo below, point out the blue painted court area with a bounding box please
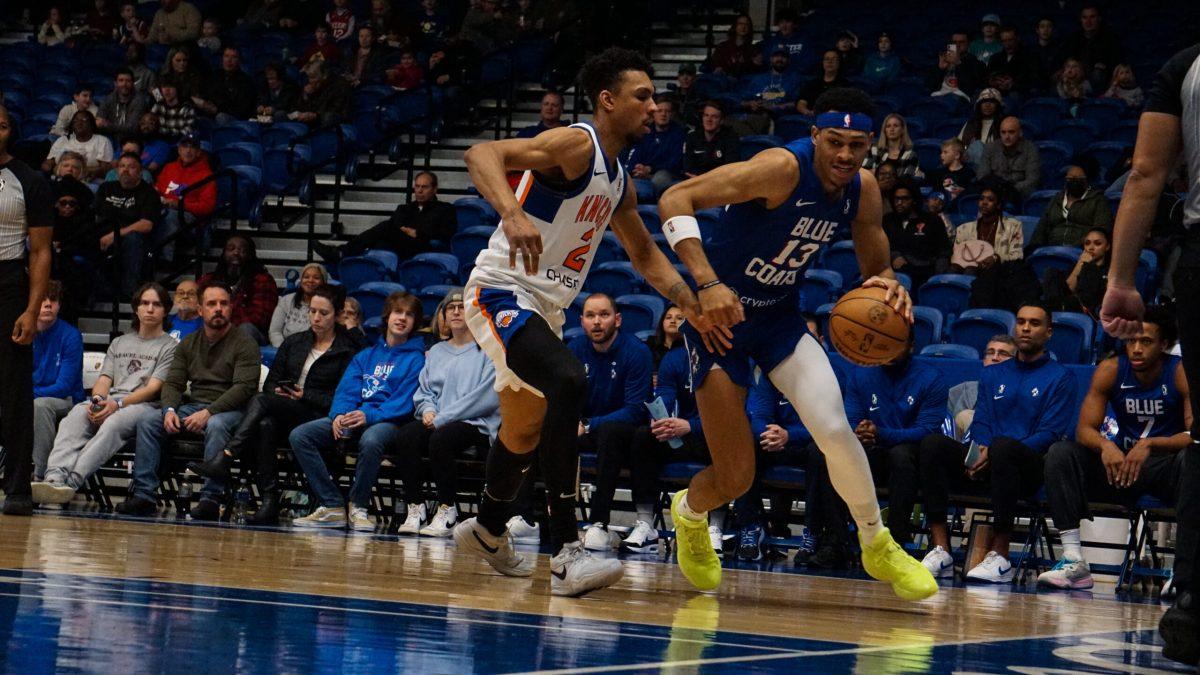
[0,568,1190,673]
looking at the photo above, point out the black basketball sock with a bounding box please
[477,437,535,537]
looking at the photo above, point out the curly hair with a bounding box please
[578,47,653,107]
[814,87,877,117]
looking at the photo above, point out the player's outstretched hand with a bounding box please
[682,304,733,355]
[862,276,913,323]
[1100,284,1144,339]
[697,282,744,330]
[501,211,543,275]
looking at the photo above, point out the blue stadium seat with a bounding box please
[1049,312,1096,365]
[259,346,277,368]
[1022,189,1060,218]
[904,99,949,124]
[351,281,407,319]
[593,232,625,266]
[637,204,661,232]
[632,179,655,203]
[695,207,723,242]
[397,253,459,289]
[919,343,979,360]
[563,326,585,343]
[799,269,843,313]
[931,118,966,140]
[917,274,974,323]
[563,295,588,332]
[417,284,459,319]
[912,306,944,350]
[774,115,812,141]
[615,294,665,334]
[650,233,679,264]
[339,255,395,291]
[738,134,784,161]
[1050,120,1098,155]
[894,272,912,292]
[814,302,835,349]
[1017,98,1065,137]
[219,165,264,225]
[261,121,309,149]
[212,122,261,149]
[453,197,501,230]
[913,139,943,174]
[1015,215,1040,245]
[819,240,859,288]
[1081,141,1131,178]
[1111,119,1139,146]
[1136,248,1158,300]
[585,261,642,296]
[950,309,1016,356]
[263,145,311,195]
[1077,99,1123,135]
[363,250,400,275]
[216,141,263,170]
[1027,246,1082,280]
[954,192,982,218]
[449,226,494,272]
[659,462,707,485]
[1035,141,1073,179]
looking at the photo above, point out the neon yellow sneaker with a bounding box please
[859,527,939,601]
[671,490,722,591]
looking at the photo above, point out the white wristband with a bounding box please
[662,215,702,250]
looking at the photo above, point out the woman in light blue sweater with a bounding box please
[393,289,500,537]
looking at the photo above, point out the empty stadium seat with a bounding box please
[799,269,843,313]
[338,255,395,291]
[212,121,261,149]
[1034,141,1073,179]
[585,261,642,296]
[564,295,588,331]
[351,281,407,320]
[774,115,812,140]
[1050,120,1098,155]
[912,306,944,350]
[417,284,459,318]
[563,326,586,343]
[263,144,311,195]
[1027,246,1082,279]
[637,204,661,232]
[1077,99,1122,135]
[261,122,309,149]
[950,309,1016,355]
[397,253,460,289]
[452,197,501,230]
[818,240,859,288]
[216,141,263,170]
[1022,189,1059,218]
[363,250,400,274]
[913,139,943,174]
[917,274,974,323]
[1017,98,1065,137]
[738,134,783,161]
[1015,215,1039,245]
[1136,249,1158,300]
[615,294,665,334]
[592,232,625,266]
[1048,312,1096,365]
[450,226,494,272]
[919,343,979,360]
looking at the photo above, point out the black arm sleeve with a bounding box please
[1145,44,1200,117]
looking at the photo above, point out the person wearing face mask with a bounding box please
[1028,164,1114,250]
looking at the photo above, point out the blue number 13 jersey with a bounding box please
[707,137,862,309]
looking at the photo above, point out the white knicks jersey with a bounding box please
[469,122,628,310]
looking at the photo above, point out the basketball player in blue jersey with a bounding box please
[1039,307,1191,591]
[656,87,938,600]
[450,48,722,597]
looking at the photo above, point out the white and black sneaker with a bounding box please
[419,504,458,537]
[506,515,541,545]
[453,517,535,577]
[550,541,624,597]
[620,520,659,554]
[396,502,426,535]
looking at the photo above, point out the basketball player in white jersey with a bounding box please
[452,48,719,597]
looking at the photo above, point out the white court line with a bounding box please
[0,591,216,613]
[0,576,800,654]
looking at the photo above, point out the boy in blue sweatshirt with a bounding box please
[918,303,1076,583]
[568,294,653,551]
[844,339,948,545]
[31,281,85,479]
[291,292,426,531]
[623,96,686,197]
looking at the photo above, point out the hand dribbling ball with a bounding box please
[829,286,910,366]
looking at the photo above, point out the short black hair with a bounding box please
[578,47,653,107]
[813,87,877,118]
[114,67,134,80]
[775,8,799,23]
[1142,305,1178,347]
[74,84,94,96]
[1017,301,1053,323]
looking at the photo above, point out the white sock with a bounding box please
[636,503,655,523]
[857,511,884,545]
[676,492,706,522]
[709,509,725,530]
[1060,528,1084,562]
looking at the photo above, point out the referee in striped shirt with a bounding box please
[1102,43,1200,666]
[0,104,55,517]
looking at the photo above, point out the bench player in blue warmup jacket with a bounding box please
[657,87,937,600]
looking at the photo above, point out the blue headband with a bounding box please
[815,111,873,133]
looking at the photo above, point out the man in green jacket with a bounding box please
[1027,164,1114,250]
[118,281,261,520]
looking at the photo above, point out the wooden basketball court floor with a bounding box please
[0,512,1189,673]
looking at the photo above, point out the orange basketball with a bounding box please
[828,286,911,366]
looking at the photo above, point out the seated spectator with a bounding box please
[117,2,148,44]
[566,294,655,551]
[670,63,702,130]
[645,304,684,370]
[1032,17,1063,92]
[168,278,202,341]
[291,60,351,128]
[158,48,204,104]
[385,49,425,90]
[426,48,470,126]
[514,91,567,138]
[1104,64,1144,109]
[987,26,1037,98]
[37,7,67,47]
[953,186,1037,311]
[958,88,1004,166]
[1062,4,1124,93]
[155,134,216,263]
[29,281,85,481]
[453,0,513,58]
[87,0,120,41]
[927,31,985,100]
[256,63,300,122]
[1039,308,1187,590]
[32,283,175,504]
[96,69,147,139]
[917,303,1075,582]
[977,117,1041,204]
[1055,57,1094,110]
[269,263,327,347]
[242,0,285,33]
[368,0,415,49]
[44,111,113,182]
[1043,226,1111,317]
[1028,164,1114,249]
[683,102,738,178]
[196,18,221,53]
[51,86,99,138]
[874,160,898,215]
[795,50,848,116]
[927,138,976,206]
[758,9,804,73]
[834,29,864,77]
[926,191,954,238]
[884,179,950,289]
[943,335,1017,443]
[147,0,201,45]
[95,152,161,296]
[969,14,1003,64]
[196,47,257,124]
[291,292,425,530]
[150,76,196,141]
[861,32,900,91]
[413,0,450,50]
[117,282,260,518]
[326,0,357,44]
[338,296,368,346]
[278,0,325,34]
[706,13,760,79]
[625,96,686,197]
[313,171,456,264]
[52,152,88,186]
[863,114,921,178]
[124,42,155,95]
[391,290,499,536]
[298,22,342,70]
[732,49,801,136]
[197,234,279,344]
[187,284,358,524]
[344,25,390,88]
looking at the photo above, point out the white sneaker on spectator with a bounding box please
[620,520,659,553]
[582,522,612,551]
[550,541,624,597]
[396,502,425,535]
[293,505,347,529]
[348,505,376,532]
[921,546,955,578]
[453,517,535,577]
[419,504,458,537]
[709,526,725,557]
[506,515,540,545]
[32,481,74,505]
[1037,558,1094,590]
[965,551,1015,583]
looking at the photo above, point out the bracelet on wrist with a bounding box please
[696,279,724,292]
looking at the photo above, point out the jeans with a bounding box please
[32,396,74,479]
[112,230,147,298]
[44,401,159,489]
[131,403,245,502]
[288,417,404,509]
